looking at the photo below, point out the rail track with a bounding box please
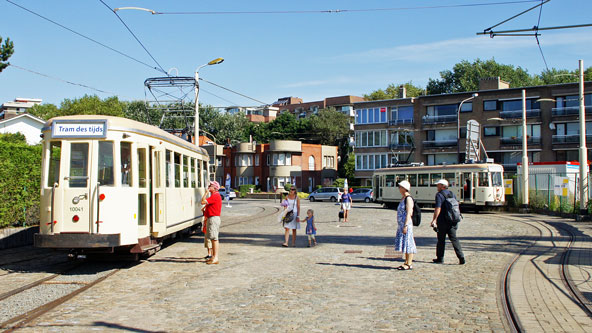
[499,215,592,332]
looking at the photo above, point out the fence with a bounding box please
[513,171,592,214]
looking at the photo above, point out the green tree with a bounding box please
[211,112,250,146]
[341,152,356,183]
[309,108,350,145]
[30,95,125,120]
[535,67,592,85]
[0,36,14,73]
[364,81,425,100]
[0,132,26,144]
[426,58,534,94]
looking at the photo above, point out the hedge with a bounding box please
[0,142,42,228]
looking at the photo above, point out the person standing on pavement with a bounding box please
[341,188,352,222]
[394,180,416,270]
[304,209,317,247]
[282,186,301,247]
[201,181,222,265]
[430,179,465,265]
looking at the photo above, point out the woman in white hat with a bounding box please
[394,180,417,270]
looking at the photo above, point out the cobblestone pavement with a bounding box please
[13,199,592,332]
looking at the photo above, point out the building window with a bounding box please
[501,98,540,111]
[308,156,315,170]
[355,108,387,125]
[354,130,388,148]
[426,153,457,166]
[502,124,541,139]
[484,100,498,111]
[483,126,500,136]
[255,155,260,166]
[355,153,388,170]
[460,102,473,112]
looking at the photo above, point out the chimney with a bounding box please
[399,85,407,98]
[479,77,510,91]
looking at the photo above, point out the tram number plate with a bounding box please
[70,207,84,212]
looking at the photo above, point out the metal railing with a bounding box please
[552,134,592,144]
[389,143,412,150]
[422,140,457,148]
[422,114,457,124]
[389,118,414,126]
[500,136,541,145]
[499,109,541,119]
[551,106,592,116]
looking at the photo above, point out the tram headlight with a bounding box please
[72,196,80,204]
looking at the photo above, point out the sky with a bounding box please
[1,0,591,107]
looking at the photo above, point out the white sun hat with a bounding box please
[436,179,449,187]
[398,180,411,191]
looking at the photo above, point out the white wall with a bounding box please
[0,116,44,145]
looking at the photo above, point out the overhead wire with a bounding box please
[148,1,542,15]
[97,0,168,76]
[3,0,167,75]
[199,78,269,105]
[534,0,550,71]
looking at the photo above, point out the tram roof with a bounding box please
[375,163,504,173]
[42,115,208,156]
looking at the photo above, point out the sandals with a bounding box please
[282,243,289,247]
[397,264,413,270]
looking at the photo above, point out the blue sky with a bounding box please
[1,0,591,107]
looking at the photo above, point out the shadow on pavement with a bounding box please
[317,262,394,270]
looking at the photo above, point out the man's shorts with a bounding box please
[206,215,221,240]
[342,202,351,210]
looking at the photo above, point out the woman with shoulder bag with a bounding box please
[394,180,417,270]
[281,186,301,247]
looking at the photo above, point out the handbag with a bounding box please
[282,199,296,224]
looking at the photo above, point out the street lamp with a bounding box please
[457,93,478,164]
[577,60,588,215]
[194,58,224,146]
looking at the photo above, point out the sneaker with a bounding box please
[459,257,466,265]
[432,258,443,264]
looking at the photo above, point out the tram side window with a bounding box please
[197,159,203,187]
[183,155,189,188]
[47,142,61,187]
[166,150,172,187]
[418,174,430,187]
[191,158,196,188]
[121,142,132,187]
[443,173,456,187]
[138,148,147,188]
[385,175,395,187]
[202,161,209,183]
[408,174,417,187]
[154,151,162,188]
[478,172,490,187]
[98,141,114,186]
[69,143,89,187]
[175,152,181,188]
[492,172,503,187]
[430,173,441,186]
[396,174,406,183]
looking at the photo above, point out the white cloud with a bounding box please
[331,30,592,64]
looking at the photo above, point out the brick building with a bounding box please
[216,140,338,192]
[272,95,365,119]
[353,78,592,185]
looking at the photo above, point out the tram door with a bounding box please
[136,145,150,238]
[151,149,165,232]
[461,172,473,202]
[62,141,93,233]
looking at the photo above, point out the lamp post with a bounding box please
[521,89,529,208]
[195,58,224,146]
[457,93,478,164]
[578,60,588,215]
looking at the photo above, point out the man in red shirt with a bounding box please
[201,181,222,264]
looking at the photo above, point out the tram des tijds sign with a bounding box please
[51,120,107,139]
[465,120,481,163]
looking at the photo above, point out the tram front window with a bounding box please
[47,142,61,187]
[492,172,503,187]
[98,141,114,186]
[478,172,490,187]
[121,142,132,186]
[69,143,89,187]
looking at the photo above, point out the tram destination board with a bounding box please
[52,119,107,139]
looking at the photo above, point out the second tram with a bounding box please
[372,163,505,209]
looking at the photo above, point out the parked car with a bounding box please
[308,187,342,202]
[218,188,236,200]
[350,188,373,203]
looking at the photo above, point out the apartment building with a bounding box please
[0,98,42,120]
[204,139,338,192]
[272,95,365,119]
[353,78,592,185]
[225,105,278,123]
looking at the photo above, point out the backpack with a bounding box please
[406,196,422,227]
[439,191,462,224]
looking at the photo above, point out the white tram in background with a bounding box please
[35,115,210,256]
[372,163,505,210]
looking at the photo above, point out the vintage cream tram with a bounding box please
[372,163,505,209]
[35,115,209,256]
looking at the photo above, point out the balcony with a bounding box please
[499,109,541,119]
[551,106,592,116]
[422,140,457,148]
[552,134,592,144]
[422,114,457,125]
[389,118,414,126]
[389,143,412,150]
[500,136,541,145]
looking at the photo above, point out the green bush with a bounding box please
[239,184,256,197]
[333,178,346,188]
[0,142,42,228]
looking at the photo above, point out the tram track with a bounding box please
[499,215,592,332]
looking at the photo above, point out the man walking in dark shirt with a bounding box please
[430,179,465,265]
